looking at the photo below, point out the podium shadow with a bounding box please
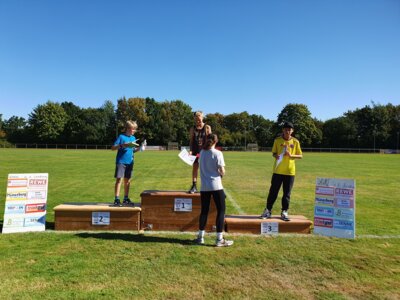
[75,232,197,246]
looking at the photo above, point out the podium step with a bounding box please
[140,190,216,231]
[54,202,141,231]
[225,215,313,234]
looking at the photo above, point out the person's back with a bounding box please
[199,148,224,192]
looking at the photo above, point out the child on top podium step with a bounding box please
[111,120,139,206]
[260,121,303,221]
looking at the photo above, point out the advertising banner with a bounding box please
[313,178,355,239]
[2,173,48,234]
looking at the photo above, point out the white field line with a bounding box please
[224,188,246,215]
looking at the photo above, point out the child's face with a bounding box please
[126,127,137,136]
[282,127,293,139]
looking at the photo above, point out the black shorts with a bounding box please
[114,163,134,179]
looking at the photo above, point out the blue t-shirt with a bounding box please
[114,134,136,164]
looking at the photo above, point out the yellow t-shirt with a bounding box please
[272,136,302,176]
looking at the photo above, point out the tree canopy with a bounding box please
[1,98,399,149]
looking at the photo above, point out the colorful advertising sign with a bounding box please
[2,173,48,233]
[313,178,356,239]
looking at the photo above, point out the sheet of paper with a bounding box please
[126,141,139,148]
[275,146,286,170]
[178,148,197,166]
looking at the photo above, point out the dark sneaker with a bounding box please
[113,200,122,207]
[194,236,205,245]
[281,210,290,221]
[215,238,234,247]
[188,184,197,194]
[123,198,134,205]
[260,208,272,219]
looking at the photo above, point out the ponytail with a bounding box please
[203,134,218,150]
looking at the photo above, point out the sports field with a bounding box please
[0,149,399,299]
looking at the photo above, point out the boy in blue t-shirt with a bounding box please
[111,121,139,206]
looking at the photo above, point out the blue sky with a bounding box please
[1,0,399,122]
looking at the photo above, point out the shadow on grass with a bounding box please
[75,232,200,246]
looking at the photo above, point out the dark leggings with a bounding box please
[266,173,295,211]
[199,190,226,232]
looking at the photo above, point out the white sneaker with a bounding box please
[281,210,289,221]
[260,208,272,219]
[215,239,234,247]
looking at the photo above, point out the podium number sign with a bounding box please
[92,212,110,225]
[261,222,279,235]
[174,198,192,212]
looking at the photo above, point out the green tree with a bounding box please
[275,103,320,147]
[3,116,28,142]
[60,102,85,144]
[249,114,274,147]
[29,101,68,142]
[322,117,357,148]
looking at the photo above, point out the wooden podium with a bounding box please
[140,190,217,231]
[54,203,141,231]
[225,215,313,234]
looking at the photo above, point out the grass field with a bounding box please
[0,149,399,299]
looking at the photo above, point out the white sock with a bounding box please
[217,232,223,240]
[198,230,205,238]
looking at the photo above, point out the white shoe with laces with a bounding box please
[281,210,289,221]
[215,239,234,247]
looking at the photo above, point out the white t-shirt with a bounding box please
[199,148,225,191]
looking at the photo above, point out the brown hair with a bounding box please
[203,134,218,150]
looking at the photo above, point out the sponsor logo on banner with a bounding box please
[5,203,25,214]
[27,190,47,200]
[25,203,46,213]
[315,206,334,217]
[4,217,25,227]
[28,178,48,188]
[7,179,28,188]
[314,217,333,228]
[24,215,46,227]
[334,208,354,220]
[6,191,28,201]
[315,197,334,206]
[334,198,354,208]
[315,186,335,196]
[335,188,354,196]
[333,219,354,230]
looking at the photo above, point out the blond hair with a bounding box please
[125,120,138,130]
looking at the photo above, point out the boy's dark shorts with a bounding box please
[115,163,134,179]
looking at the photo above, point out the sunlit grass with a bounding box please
[0,149,399,299]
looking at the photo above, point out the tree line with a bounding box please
[0,97,399,149]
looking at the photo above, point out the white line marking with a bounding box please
[224,188,246,214]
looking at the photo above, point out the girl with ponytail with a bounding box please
[195,134,233,247]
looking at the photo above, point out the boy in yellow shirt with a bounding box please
[260,122,303,221]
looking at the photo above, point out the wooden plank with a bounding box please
[54,202,141,212]
[225,215,312,234]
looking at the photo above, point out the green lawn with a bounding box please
[0,149,399,299]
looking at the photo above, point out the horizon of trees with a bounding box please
[0,98,399,149]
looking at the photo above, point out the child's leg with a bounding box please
[212,190,226,233]
[123,178,131,198]
[281,175,295,211]
[199,191,212,230]
[266,174,283,211]
[115,178,122,198]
